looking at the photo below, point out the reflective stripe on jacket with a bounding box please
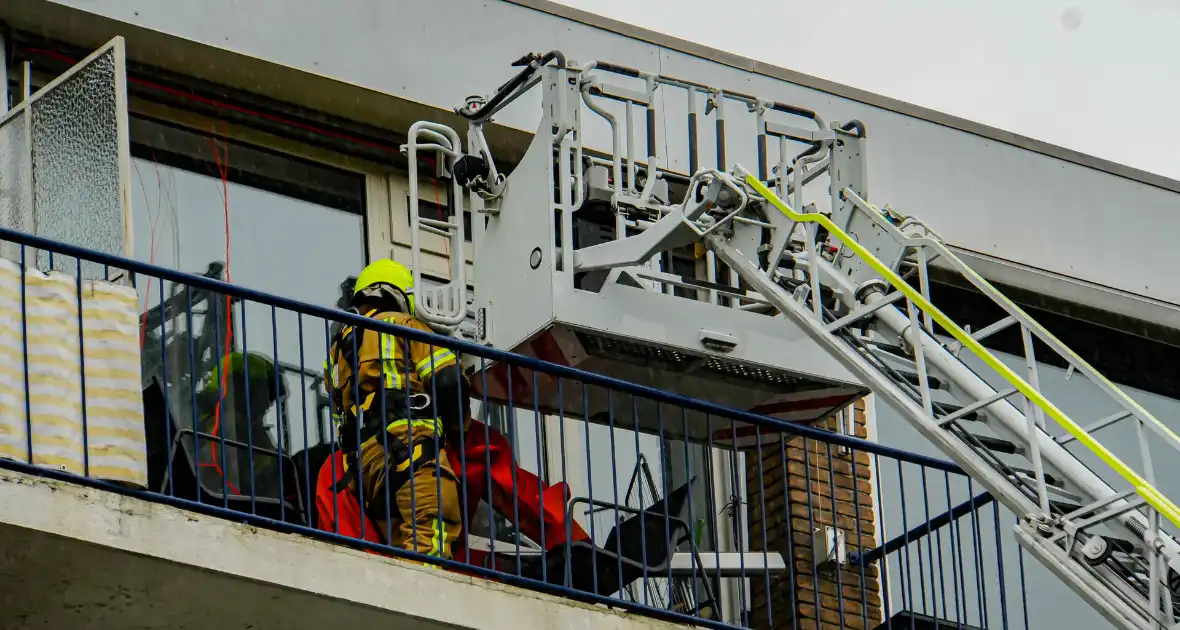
[326,308,457,418]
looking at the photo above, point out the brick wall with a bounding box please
[746,400,884,630]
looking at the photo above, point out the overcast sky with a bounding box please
[553,0,1180,180]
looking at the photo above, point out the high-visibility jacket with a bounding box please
[322,306,461,543]
[325,308,456,422]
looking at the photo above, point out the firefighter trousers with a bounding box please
[353,418,462,559]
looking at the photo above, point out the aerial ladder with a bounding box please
[402,51,1180,629]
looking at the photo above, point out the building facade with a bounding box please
[0,1,1177,629]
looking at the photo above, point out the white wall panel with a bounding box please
[32,0,1180,311]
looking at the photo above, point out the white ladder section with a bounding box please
[403,53,1180,628]
[401,122,469,334]
[698,168,1180,630]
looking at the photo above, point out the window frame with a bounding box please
[116,91,387,453]
[368,169,476,288]
[128,114,367,216]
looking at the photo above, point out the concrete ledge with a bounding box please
[0,468,694,630]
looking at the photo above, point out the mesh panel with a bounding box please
[702,357,800,385]
[580,333,693,366]
[0,112,32,265]
[31,48,123,280]
[575,330,807,387]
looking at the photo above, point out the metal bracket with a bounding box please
[700,328,739,353]
[813,526,847,571]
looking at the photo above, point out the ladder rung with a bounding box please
[863,343,947,390]
[1056,410,1131,446]
[967,434,1019,455]
[1012,468,1063,489]
[420,217,457,230]
[826,290,906,332]
[866,342,954,392]
[971,315,1017,343]
[938,388,1019,427]
[939,404,982,423]
[865,340,908,360]
[895,367,944,391]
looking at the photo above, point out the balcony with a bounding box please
[0,223,1034,629]
[0,37,1031,630]
[1,465,685,630]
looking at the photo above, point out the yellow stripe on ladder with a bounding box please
[744,173,1180,528]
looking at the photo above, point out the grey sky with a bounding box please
[554,0,1180,180]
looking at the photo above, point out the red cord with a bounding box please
[134,152,245,491]
[206,130,235,485]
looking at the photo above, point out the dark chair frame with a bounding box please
[483,477,718,613]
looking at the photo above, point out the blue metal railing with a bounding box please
[865,471,1030,629]
[0,225,1029,629]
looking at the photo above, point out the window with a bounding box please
[131,115,367,460]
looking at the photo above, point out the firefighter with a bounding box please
[317,410,592,570]
[320,259,464,561]
[201,351,287,497]
[205,352,287,441]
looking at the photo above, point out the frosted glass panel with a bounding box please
[31,47,123,280]
[0,112,31,264]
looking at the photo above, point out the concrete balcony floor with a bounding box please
[0,468,694,630]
